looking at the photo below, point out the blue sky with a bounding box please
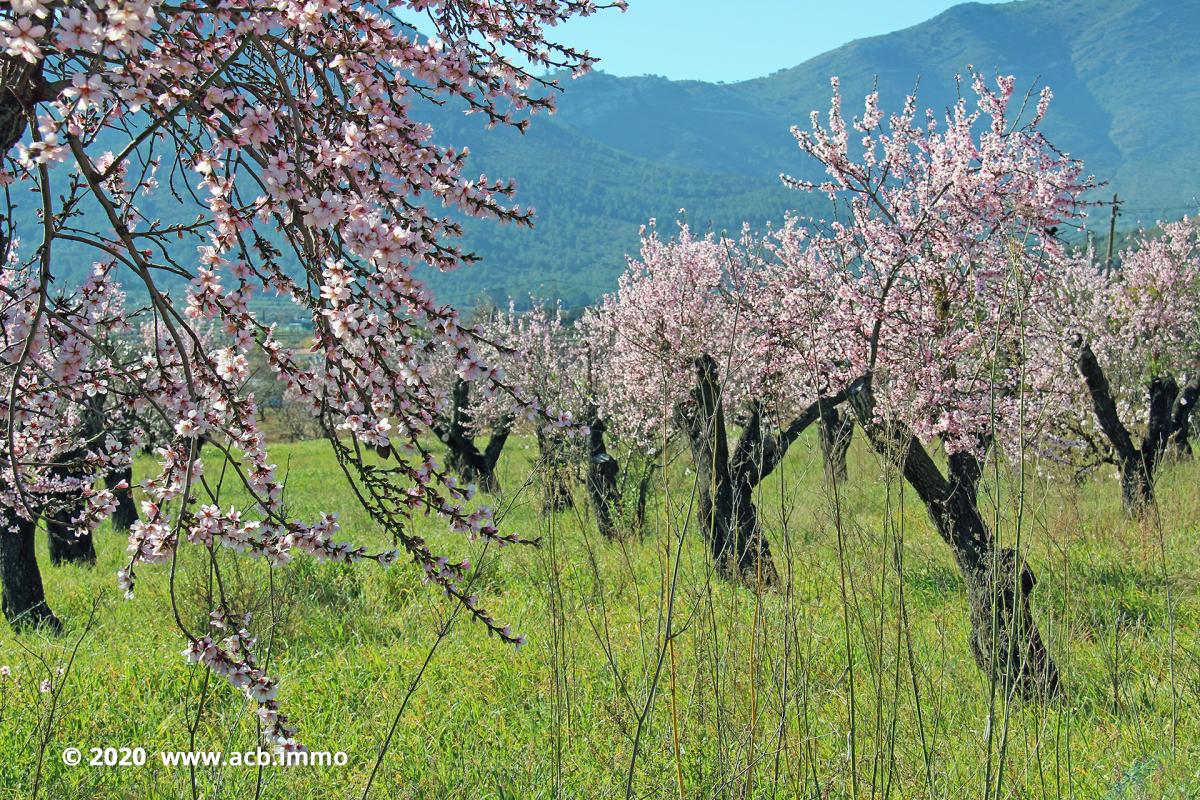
[555,0,1008,83]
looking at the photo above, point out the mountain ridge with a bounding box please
[431,0,1199,306]
[42,0,1200,309]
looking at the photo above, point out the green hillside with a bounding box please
[434,0,1199,306]
[24,0,1200,308]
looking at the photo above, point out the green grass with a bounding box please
[1,432,1198,799]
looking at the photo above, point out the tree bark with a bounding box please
[109,463,139,532]
[1077,343,1198,515]
[0,49,64,630]
[678,356,853,586]
[435,379,510,493]
[819,404,854,483]
[677,355,778,585]
[632,462,653,534]
[1,53,42,155]
[536,429,574,513]
[846,376,1059,699]
[45,399,104,565]
[46,505,97,566]
[0,509,61,631]
[585,417,622,539]
[1167,372,1200,459]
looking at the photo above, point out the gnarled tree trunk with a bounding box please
[1077,343,1199,515]
[1,52,43,155]
[819,404,854,483]
[45,399,105,565]
[0,509,61,631]
[677,355,776,585]
[1,57,65,629]
[847,377,1058,699]
[47,505,97,566]
[435,379,511,493]
[585,417,622,539]
[630,459,653,534]
[677,354,851,587]
[536,429,574,513]
[1168,373,1200,460]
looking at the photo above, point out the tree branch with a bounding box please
[845,375,950,508]
[1076,341,1139,467]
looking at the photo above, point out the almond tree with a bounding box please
[1047,219,1200,513]
[1,264,127,629]
[786,74,1093,697]
[0,0,620,747]
[486,300,585,513]
[428,317,514,494]
[595,221,850,585]
[431,298,630,534]
[428,299,584,503]
[577,306,657,540]
[42,334,150,565]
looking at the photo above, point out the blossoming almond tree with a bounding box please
[29,314,150,569]
[427,298,584,504]
[1049,219,1200,513]
[786,74,1093,697]
[595,221,852,585]
[0,0,621,748]
[485,299,586,512]
[428,313,514,494]
[1,263,129,629]
[576,306,661,540]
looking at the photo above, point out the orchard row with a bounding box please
[0,2,1194,750]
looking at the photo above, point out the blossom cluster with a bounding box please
[594,74,1096,464]
[0,0,624,744]
[783,73,1093,455]
[1032,219,1200,471]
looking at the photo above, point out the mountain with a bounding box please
[33,0,1200,309]
[427,0,1200,307]
[424,108,801,309]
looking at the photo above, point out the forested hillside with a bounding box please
[438,0,1199,305]
[32,0,1200,307]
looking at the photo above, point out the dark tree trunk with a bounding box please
[0,510,61,631]
[435,379,511,493]
[678,356,849,586]
[847,377,1058,699]
[109,464,139,532]
[677,356,775,584]
[819,404,854,483]
[1077,343,1198,516]
[632,462,653,534]
[46,506,97,566]
[585,417,622,539]
[536,429,574,513]
[479,425,511,488]
[1,54,42,155]
[45,399,104,565]
[1167,373,1200,460]
[1,51,64,630]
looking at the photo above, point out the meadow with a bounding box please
[5,2,1199,799]
[1,429,1197,799]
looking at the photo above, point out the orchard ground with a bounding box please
[1,430,1197,799]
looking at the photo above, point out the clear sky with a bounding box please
[555,0,1009,83]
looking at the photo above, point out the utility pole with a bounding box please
[1104,192,1121,273]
